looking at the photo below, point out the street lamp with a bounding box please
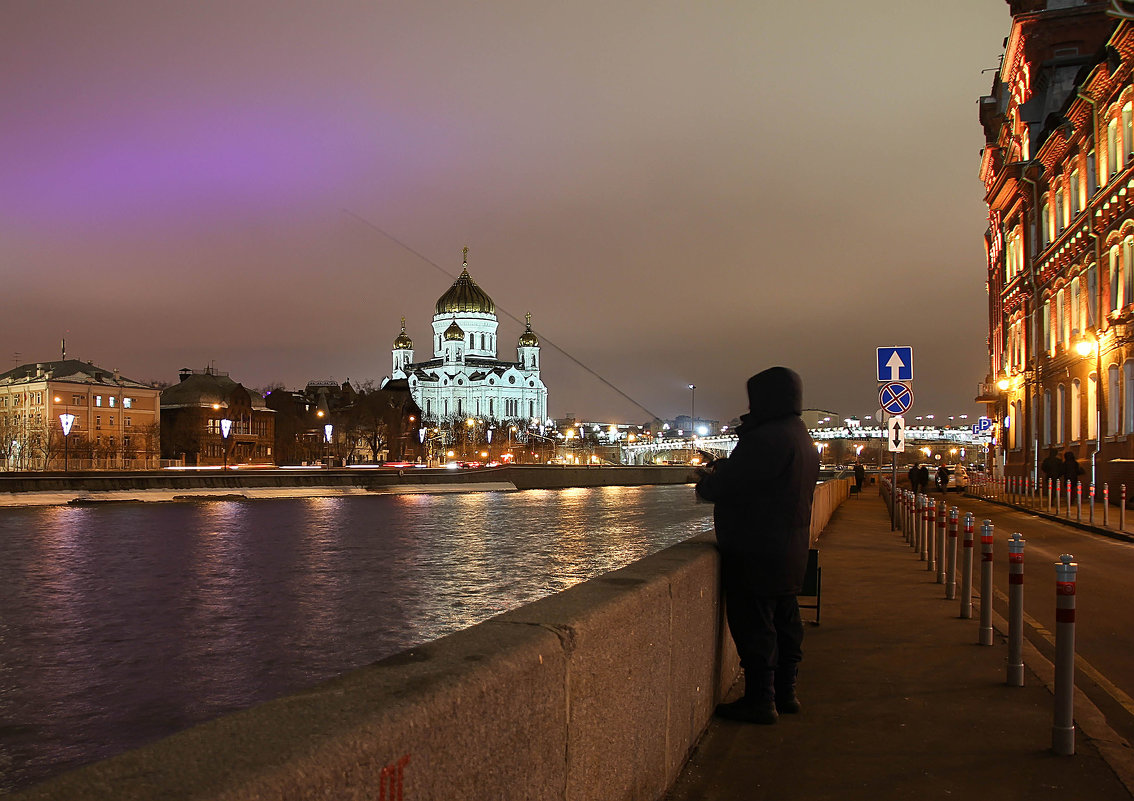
[59,412,75,472]
[688,384,695,440]
[220,418,233,470]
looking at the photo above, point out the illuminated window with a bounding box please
[109,396,116,407]
[1071,277,1081,337]
[1088,263,1098,326]
[1057,384,1066,444]
[1042,391,1051,447]
[1088,150,1098,195]
[1057,288,1067,346]
[1056,188,1065,233]
[1126,362,1134,436]
[123,397,132,408]
[1070,169,1080,213]
[1072,379,1081,442]
[1044,299,1053,355]
[95,395,102,407]
[1089,375,1098,440]
[1110,364,1121,435]
[1041,202,1051,248]
[1109,118,1119,177]
[1125,102,1133,160]
[1111,246,1122,313]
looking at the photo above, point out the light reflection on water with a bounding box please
[0,484,710,792]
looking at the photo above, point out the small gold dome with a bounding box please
[393,317,413,350]
[444,319,465,341]
[518,313,539,347]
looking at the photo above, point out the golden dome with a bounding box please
[435,248,495,315]
[518,312,539,347]
[444,319,465,341]
[393,317,413,350]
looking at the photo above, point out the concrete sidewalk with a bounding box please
[665,495,1134,801]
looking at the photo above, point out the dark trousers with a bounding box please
[722,559,804,701]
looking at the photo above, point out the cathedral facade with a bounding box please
[385,251,548,425]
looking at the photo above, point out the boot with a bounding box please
[715,670,778,725]
[775,665,801,714]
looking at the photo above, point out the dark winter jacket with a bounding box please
[695,367,820,595]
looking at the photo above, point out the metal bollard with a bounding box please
[1077,484,1083,522]
[1089,483,1095,524]
[936,500,947,584]
[946,506,959,599]
[960,512,975,619]
[1053,554,1078,756]
[918,494,927,555]
[979,520,995,646]
[926,498,936,569]
[913,494,922,551]
[1104,483,1110,528]
[1007,533,1026,687]
[1122,485,1127,532]
[1067,480,1073,518]
[1026,476,1032,509]
[1048,477,1053,512]
[1056,478,1062,515]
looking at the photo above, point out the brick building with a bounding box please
[979,2,1132,486]
[160,367,275,467]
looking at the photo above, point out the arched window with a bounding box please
[1056,188,1066,234]
[1057,288,1067,347]
[1071,277,1081,338]
[1043,390,1052,447]
[1012,400,1022,450]
[1125,362,1134,436]
[1072,379,1082,442]
[1124,102,1133,164]
[1057,384,1066,444]
[1088,263,1099,327]
[1109,117,1120,178]
[1088,375,1098,440]
[1110,364,1121,436]
[1070,168,1081,214]
[1041,202,1051,249]
[1110,246,1122,313]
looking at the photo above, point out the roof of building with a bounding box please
[518,313,539,347]
[0,359,153,390]
[444,319,466,341]
[160,369,269,410]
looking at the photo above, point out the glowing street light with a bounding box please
[59,412,76,472]
[220,418,233,470]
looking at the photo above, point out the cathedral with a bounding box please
[385,250,549,425]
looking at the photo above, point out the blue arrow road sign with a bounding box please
[879,382,913,416]
[877,346,914,382]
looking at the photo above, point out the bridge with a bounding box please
[621,426,993,465]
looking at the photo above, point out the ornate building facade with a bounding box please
[980,2,1132,484]
[386,250,548,427]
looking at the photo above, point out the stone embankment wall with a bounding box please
[0,464,696,497]
[15,479,849,801]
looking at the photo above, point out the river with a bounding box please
[0,484,711,793]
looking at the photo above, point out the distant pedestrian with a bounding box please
[935,463,950,493]
[919,464,930,495]
[1063,451,1084,492]
[695,366,820,725]
[908,464,919,493]
[853,462,865,493]
[1042,448,1061,489]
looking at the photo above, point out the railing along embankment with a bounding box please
[15,479,851,801]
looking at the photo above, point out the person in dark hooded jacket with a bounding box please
[695,366,820,724]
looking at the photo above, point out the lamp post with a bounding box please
[324,423,333,467]
[688,384,696,443]
[59,412,75,472]
[220,418,233,470]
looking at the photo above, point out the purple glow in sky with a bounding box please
[2,1,1009,423]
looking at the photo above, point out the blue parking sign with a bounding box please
[877,346,913,382]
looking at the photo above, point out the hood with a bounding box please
[742,366,803,427]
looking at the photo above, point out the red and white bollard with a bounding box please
[1007,533,1026,687]
[1122,485,1127,533]
[1104,483,1110,528]
[960,512,974,619]
[1089,483,1095,524]
[926,498,936,569]
[1056,478,1062,516]
[936,500,947,584]
[979,519,994,646]
[1053,554,1078,756]
[946,506,959,600]
[1077,483,1083,522]
[1047,477,1053,512]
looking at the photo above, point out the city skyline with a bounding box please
[3,2,1010,423]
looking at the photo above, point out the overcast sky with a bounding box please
[2,1,1011,425]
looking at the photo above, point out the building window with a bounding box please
[1055,188,1065,234]
[1111,246,1123,313]
[1087,263,1098,327]
[95,395,102,407]
[1110,364,1121,436]
[1057,288,1067,348]
[1043,391,1051,447]
[1071,277,1081,338]
[96,415,101,428]
[72,394,83,405]
[1057,384,1066,444]
[1124,102,1133,162]
[1088,375,1098,440]
[1088,150,1098,195]
[1043,299,1053,355]
[1070,169,1080,214]
[1072,379,1081,442]
[1109,117,1119,177]
[1126,362,1134,436]
[123,397,132,408]
[109,396,116,407]
[1041,202,1051,249]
